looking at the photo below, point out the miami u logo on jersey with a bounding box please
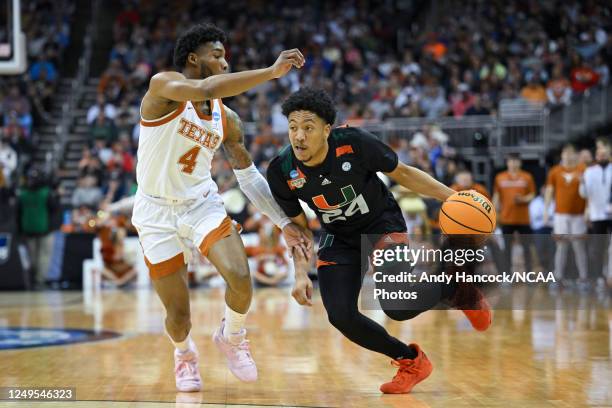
[312,185,370,224]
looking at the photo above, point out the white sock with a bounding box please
[168,331,192,352]
[223,305,247,344]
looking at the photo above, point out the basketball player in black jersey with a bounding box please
[266,88,492,394]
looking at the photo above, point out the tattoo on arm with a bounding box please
[222,108,253,170]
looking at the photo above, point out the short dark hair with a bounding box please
[506,153,521,160]
[173,23,226,69]
[562,143,576,152]
[281,87,336,125]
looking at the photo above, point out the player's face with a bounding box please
[191,41,229,78]
[456,172,472,188]
[596,142,610,161]
[561,147,577,165]
[506,158,520,171]
[287,111,331,166]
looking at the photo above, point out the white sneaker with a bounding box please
[212,319,258,382]
[174,341,202,392]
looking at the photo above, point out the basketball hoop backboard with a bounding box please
[0,0,26,75]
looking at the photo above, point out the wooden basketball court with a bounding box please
[0,286,610,407]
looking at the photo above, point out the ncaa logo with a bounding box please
[213,111,221,121]
[290,169,299,178]
[342,162,351,171]
[0,234,11,264]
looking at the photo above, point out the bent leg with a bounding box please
[318,264,416,360]
[205,220,252,314]
[150,260,191,343]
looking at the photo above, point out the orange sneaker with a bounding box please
[379,344,433,394]
[452,283,492,331]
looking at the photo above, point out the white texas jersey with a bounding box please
[136,99,226,200]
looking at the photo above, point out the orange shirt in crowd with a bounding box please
[494,170,536,225]
[521,84,547,104]
[450,182,491,199]
[545,164,586,214]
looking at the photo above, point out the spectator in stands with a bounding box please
[92,139,114,167]
[71,175,103,210]
[101,170,126,206]
[465,94,491,116]
[2,86,32,135]
[0,136,17,187]
[98,60,127,103]
[546,65,572,106]
[419,84,448,119]
[545,144,589,288]
[578,148,594,167]
[243,205,289,287]
[86,94,117,125]
[529,185,555,272]
[580,138,612,288]
[28,52,58,83]
[449,83,475,117]
[493,154,536,273]
[89,111,117,145]
[521,77,547,105]
[2,86,30,119]
[570,59,601,93]
[594,54,609,86]
[78,147,103,179]
[97,215,137,287]
[17,168,58,289]
[450,169,490,198]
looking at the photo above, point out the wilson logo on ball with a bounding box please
[457,191,492,213]
[439,191,497,235]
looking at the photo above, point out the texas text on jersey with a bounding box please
[266,126,406,238]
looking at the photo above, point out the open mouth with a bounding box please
[294,146,307,152]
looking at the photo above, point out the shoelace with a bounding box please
[390,360,420,382]
[176,358,197,378]
[232,340,253,364]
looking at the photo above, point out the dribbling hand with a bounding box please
[292,275,313,306]
[270,49,305,79]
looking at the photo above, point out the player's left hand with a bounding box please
[282,223,313,261]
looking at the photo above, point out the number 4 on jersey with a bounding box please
[178,146,201,174]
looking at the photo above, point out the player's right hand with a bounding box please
[292,275,313,307]
[270,49,305,79]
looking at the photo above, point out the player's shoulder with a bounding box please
[519,170,535,181]
[547,165,561,175]
[150,71,185,85]
[268,145,294,178]
[331,125,379,142]
[330,126,382,155]
[494,170,508,180]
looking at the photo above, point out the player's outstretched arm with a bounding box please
[386,162,455,202]
[222,107,312,259]
[149,49,305,102]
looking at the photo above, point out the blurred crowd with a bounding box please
[0,0,73,189]
[66,0,612,289]
[79,0,612,215]
[2,0,611,290]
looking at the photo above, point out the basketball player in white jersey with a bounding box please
[132,23,309,392]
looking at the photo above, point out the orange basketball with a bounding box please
[439,190,496,235]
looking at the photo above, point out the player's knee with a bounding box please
[166,305,191,329]
[223,263,252,293]
[327,308,356,332]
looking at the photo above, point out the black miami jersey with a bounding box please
[266,126,407,242]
